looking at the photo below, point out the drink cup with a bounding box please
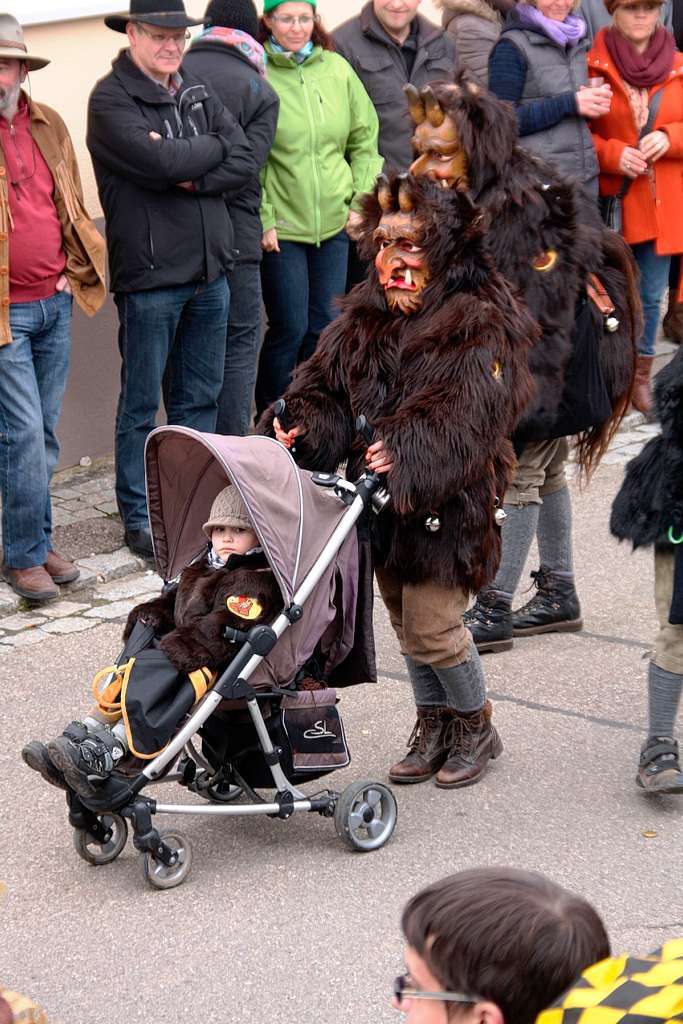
[588,76,605,87]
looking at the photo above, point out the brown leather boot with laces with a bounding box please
[435,701,503,788]
[388,707,451,784]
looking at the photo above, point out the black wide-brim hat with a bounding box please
[105,0,203,32]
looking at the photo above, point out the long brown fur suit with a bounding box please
[260,177,536,594]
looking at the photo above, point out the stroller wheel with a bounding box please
[334,780,397,852]
[142,831,192,890]
[73,813,128,866]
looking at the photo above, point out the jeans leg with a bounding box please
[164,275,228,433]
[0,296,71,568]
[632,241,672,356]
[256,242,309,415]
[217,262,262,436]
[300,231,350,364]
[115,287,186,530]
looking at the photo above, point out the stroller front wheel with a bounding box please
[73,813,129,866]
[142,831,193,890]
[334,780,398,852]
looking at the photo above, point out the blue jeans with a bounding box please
[0,292,72,568]
[256,231,349,414]
[216,262,262,436]
[115,277,229,530]
[632,241,672,356]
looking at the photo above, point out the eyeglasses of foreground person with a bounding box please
[393,974,479,1009]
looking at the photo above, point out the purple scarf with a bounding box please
[196,26,266,77]
[604,25,675,88]
[516,4,587,47]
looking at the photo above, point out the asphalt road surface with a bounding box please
[1,465,681,1024]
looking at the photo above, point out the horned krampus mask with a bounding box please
[359,173,489,316]
[405,71,521,192]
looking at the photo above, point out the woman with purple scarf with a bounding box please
[489,0,610,198]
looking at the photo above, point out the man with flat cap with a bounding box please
[0,14,106,603]
[88,0,256,559]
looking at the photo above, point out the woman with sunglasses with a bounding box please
[392,868,610,1022]
[588,0,683,412]
[254,0,382,416]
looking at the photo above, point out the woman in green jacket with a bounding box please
[255,0,382,414]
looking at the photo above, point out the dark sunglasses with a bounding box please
[393,973,477,1008]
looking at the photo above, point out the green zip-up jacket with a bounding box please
[260,45,383,244]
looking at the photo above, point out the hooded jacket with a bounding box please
[334,3,456,171]
[260,45,382,244]
[182,32,279,263]
[0,95,105,347]
[87,49,257,292]
[435,0,503,85]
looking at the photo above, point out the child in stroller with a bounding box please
[23,486,282,800]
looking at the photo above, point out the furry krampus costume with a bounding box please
[261,175,536,595]
[260,174,537,788]
[610,349,683,793]
[404,72,640,468]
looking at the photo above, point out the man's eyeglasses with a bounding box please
[135,25,190,48]
[393,974,477,1008]
[271,14,316,27]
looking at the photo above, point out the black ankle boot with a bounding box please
[464,590,513,653]
[512,566,582,636]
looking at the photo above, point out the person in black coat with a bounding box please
[87,0,257,559]
[183,0,280,436]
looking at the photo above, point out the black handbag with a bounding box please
[598,88,664,231]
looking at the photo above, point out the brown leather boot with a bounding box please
[631,354,655,415]
[663,294,683,345]
[44,549,80,584]
[1,565,59,602]
[435,701,503,788]
[388,707,450,784]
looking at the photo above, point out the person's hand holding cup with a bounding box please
[576,76,612,118]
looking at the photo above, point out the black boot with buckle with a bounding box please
[512,566,582,636]
[388,707,452,784]
[464,590,513,653]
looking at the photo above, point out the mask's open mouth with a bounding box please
[385,267,418,291]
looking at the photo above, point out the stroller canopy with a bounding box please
[144,428,365,687]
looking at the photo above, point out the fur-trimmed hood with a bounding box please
[434,0,502,26]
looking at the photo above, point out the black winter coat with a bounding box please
[611,349,683,550]
[87,50,257,292]
[183,38,279,264]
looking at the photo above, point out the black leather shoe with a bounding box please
[124,527,154,560]
[464,590,513,653]
[512,566,582,636]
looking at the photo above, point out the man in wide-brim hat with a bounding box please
[0,13,106,603]
[86,0,257,560]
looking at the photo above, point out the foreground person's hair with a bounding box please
[402,868,611,1024]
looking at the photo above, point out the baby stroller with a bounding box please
[65,425,397,889]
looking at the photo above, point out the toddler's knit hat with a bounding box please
[204,0,259,35]
[202,486,253,538]
[263,0,316,12]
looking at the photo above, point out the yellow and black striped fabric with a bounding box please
[538,941,683,1024]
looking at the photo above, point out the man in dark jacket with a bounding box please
[87,0,256,557]
[183,0,279,437]
[334,1,456,173]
